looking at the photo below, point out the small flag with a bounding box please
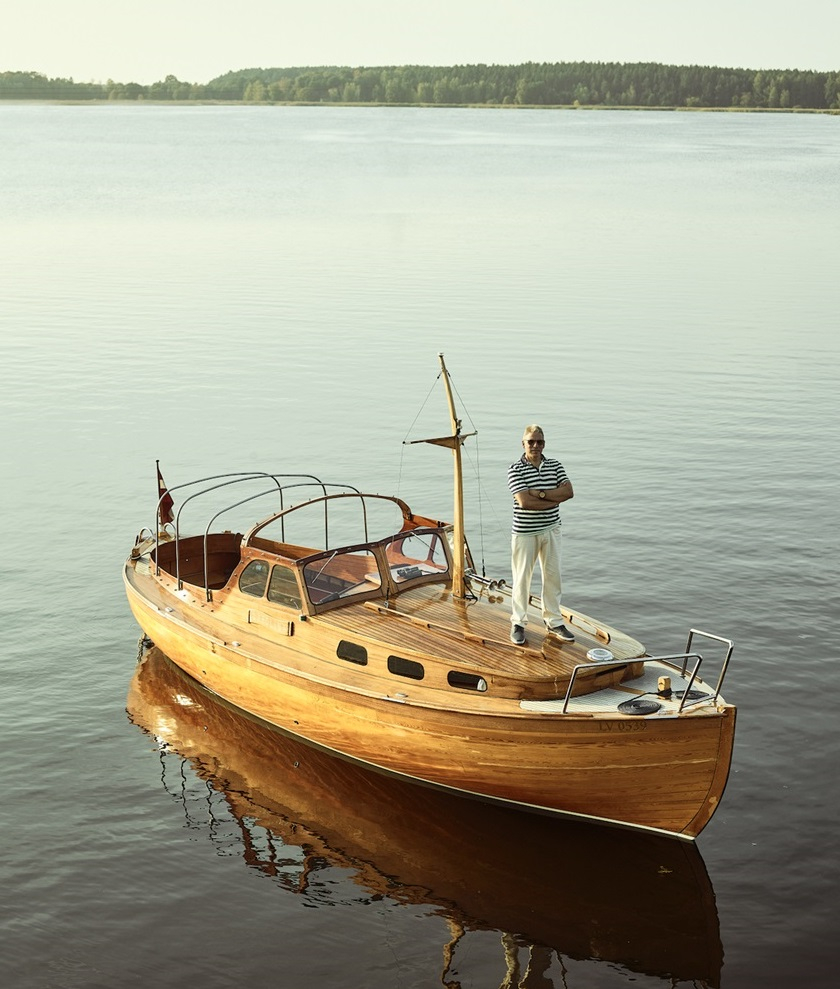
[156,461,174,526]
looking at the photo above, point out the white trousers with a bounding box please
[510,525,563,628]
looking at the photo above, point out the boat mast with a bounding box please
[438,353,468,598]
[405,354,475,599]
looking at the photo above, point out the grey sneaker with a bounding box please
[548,623,575,642]
[510,624,526,646]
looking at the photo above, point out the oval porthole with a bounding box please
[447,671,488,692]
[337,640,368,666]
[387,656,424,680]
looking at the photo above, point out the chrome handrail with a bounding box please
[560,653,705,715]
[202,486,290,601]
[559,627,733,715]
[154,471,327,582]
[151,469,387,598]
[155,472,271,576]
[685,628,734,704]
[170,473,285,586]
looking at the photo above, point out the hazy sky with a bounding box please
[5,0,838,84]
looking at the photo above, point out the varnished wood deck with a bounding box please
[317,582,646,686]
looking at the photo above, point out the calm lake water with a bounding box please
[1,104,838,988]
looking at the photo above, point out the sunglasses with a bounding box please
[526,439,545,445]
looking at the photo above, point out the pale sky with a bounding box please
[5,0,838,85]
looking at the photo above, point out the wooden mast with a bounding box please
[405,354,475,598]
[438,353,468,599]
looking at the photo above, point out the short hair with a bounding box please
[522,424,544,439]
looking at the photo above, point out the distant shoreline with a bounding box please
[2,99,838,114]
[6,64,838,111]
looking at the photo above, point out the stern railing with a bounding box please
[151,472,365,595]
[560,628,734,715]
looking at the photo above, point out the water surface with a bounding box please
[1,105,838,988]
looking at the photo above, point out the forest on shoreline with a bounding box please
[3,62,839,111]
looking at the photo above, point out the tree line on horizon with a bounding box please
[3,62,839,110]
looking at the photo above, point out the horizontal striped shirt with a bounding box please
[508,455,570,534]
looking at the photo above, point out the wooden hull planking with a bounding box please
[127,646,724,986]
[125,564,735,839]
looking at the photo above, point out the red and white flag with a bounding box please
[156,462,175,525]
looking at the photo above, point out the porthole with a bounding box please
[447,671,488,692]
[387,655,424,680]
[337,640,368,666]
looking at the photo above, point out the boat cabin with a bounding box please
[147,485,460,618]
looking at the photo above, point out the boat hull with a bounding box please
[127,646,724,986]
[126,570,735,839]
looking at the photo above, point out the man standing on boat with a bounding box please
[508,425,575,646]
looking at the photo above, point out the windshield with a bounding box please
[383,529,450,582]
[301,528,450,608]
[303,547,379,605]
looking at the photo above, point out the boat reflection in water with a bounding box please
[127,646,723,988]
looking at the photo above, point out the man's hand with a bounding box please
[514,481,574,510]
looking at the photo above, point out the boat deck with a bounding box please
[318,581,646,679]
[522,663,719,717]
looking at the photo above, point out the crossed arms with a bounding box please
[513,480,574,511]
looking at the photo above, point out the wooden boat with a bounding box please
[123,354,736,839]
[127,645,724,987]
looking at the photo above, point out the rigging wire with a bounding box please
[397,365,510,580]
[396,368,442,498]
[450,375,511,577]
[444,372,488,573]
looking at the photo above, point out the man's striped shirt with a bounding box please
[508,455,570,534]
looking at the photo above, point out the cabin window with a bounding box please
[387,656,425,680]
[383,530,449,582]
[337,640,368,666]
[447,671,488,692]
[303,548,378,605]
[239,560,270,597]
[268,565,303,610]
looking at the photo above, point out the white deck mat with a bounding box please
[520,662,714,716]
